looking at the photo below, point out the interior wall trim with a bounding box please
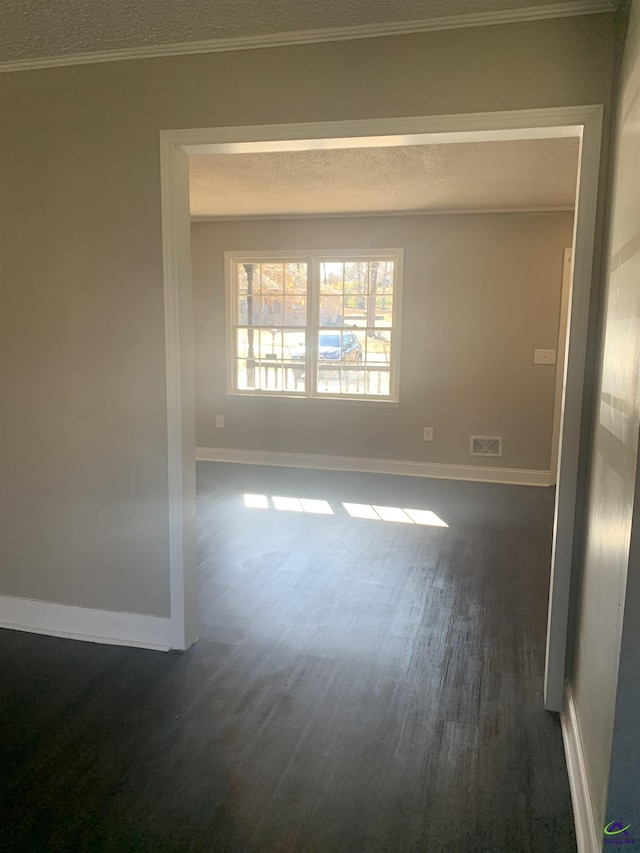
[191,206,576,223]
[162,105,602,669]
[0,1,616,74]
[196,446,553,487]
[561,689,601,853]
[0,596,173,651]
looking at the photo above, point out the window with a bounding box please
[225,249,403,401]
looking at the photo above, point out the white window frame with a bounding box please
[224,248,404,403]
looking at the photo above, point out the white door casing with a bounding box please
[160,109,602,717]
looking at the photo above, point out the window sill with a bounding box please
[225,392,400,408]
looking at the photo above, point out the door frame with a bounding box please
[160,107,603,713]
[550,247,574,481]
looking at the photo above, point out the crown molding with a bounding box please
[190,206,575,223]
[0,0,617,73]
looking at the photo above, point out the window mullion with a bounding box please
[308,256,319,397]
[229,258,238,394]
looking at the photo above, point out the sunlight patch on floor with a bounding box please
[243,494,447,526]
[299,499,334,515]
[244,493,269,508]
[344,503,448,527]
[272,496,304,512]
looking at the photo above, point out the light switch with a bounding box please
[534,349,556,365]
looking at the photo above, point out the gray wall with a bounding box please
[0,15,615,615]
[192,213,574,470]
[568,0,640,837]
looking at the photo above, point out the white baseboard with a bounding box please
[561,689,600,853]
[0,595,173,651]
[196,446,553,487]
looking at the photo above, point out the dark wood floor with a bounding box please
[1,462,576,852]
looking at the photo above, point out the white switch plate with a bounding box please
[423,427,433,441]
[534,349,556,365]
[215,415,225,428]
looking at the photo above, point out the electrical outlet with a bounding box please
[423,427,434,441]
[215,415,225,428]
[534,349,556,365]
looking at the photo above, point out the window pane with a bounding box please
[367,367,390,395]
[317,359,339,393]
[345,261,368,294]
[374,295,392,326]
[283,331,307,391]
[320,261,344,293]
[316,330,365,395]
[259,328,280,359]
[247,293,261,325]
[236,329,257,389]
[285,262,308,294]
[258,359,282,390]
[319,294,342,326]
[236,328,305,392]
[284,296,306,326]
[343,264,368,330]
[367,260,382,295]
[377,260,394,292]
[241,293,260,325]
[283,330,306,361]
[341,293,363,327]
[364,331,390,395]
[236,328,249,359]
[343,294,359,312]
[366,330,391,364]
[238,294,248,324]
[318,331,342,353]
[260,294,283,325]
[315,329,392,397]
[237,264,248,294]
[240,262,261,293]
[260,263,285,294]
[343,294,365,326]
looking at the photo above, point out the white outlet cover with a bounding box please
[534,349,556,365]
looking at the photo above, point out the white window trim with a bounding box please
[224,248,404,403]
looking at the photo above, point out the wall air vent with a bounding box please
[470,436,503,457]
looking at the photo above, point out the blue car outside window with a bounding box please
[319,335,341,347]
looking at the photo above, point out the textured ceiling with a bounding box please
[188,138,580,218]
[0,0,608,62]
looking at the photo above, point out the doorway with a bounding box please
[160,107,603,712]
